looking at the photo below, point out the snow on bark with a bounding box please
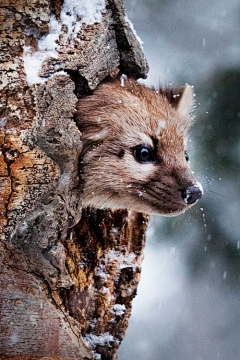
[23,0,107,86]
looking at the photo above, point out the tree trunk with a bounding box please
[0,1,149,359]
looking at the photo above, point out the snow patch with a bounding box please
[61,0,105,31]
[105,249,137,269]
[95,249,137,281]
[23,0,105,85]
[183,187,191,204]
[121,74,127,87]
[99,286,110,294]
[195,181,203,195]
[23,16,62,86]
[0,117,6,127]
[111,303,126,317]
[125,14,144,49]
[83,331,118,358]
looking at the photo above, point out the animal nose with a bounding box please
[182,184,203,205]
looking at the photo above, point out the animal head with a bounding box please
[75,78,202,216]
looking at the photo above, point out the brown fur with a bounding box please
[75,78,201,216]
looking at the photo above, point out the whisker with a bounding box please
[204,189,227,199]
[143,184,174,204]
[102,194,118,208]
[96,192,113,208]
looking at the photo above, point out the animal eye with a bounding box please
[185,151,189,162]
[133,145,156,164]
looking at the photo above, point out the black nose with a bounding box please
[182,185,203,205]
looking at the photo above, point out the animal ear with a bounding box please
[177,84,194,117]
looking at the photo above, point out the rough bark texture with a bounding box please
[0,0,149,359]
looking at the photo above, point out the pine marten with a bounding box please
[75,78,202,216]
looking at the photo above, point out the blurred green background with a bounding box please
[119,1,240,359]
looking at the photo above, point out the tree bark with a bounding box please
[0,1,149,359]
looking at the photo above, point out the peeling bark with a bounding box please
[0,0,149,359]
